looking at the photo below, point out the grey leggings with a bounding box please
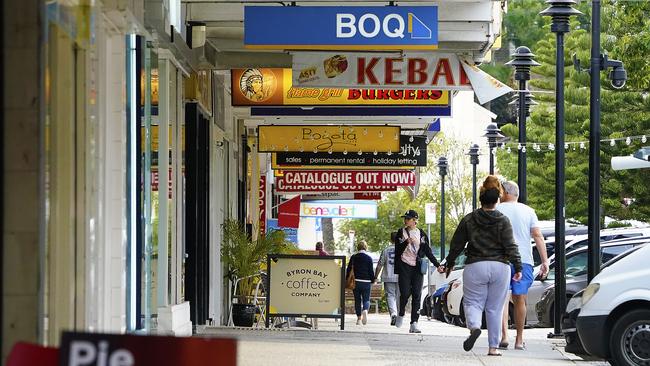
[462,261,510,348]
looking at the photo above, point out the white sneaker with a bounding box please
[361,310,368,325]
[409,322,421,333]
[395,316,404,328]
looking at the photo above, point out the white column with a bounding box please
[157,58,170,309]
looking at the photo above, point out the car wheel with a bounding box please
[609,308,650,366]
[443,312,455,325]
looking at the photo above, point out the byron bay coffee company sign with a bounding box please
[257,125,400,153]
[274,135,427,169]
[267,255,346,330]
[244,6,438,50]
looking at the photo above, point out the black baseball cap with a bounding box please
[401,210,419,219]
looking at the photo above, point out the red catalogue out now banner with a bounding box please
[276,170,415,192]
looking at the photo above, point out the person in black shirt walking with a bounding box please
[346,240,375,325]
[394,210,445,333]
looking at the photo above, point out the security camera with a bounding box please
[609,66,627,89]
[603,54,627,89]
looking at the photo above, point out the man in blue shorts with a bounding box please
[497,181,549,350]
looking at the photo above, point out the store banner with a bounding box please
[292,52,512,104]
[276,170,415,193]
[245,6,437,50]
[231,68,449,107]
[301,200,378,219]
[259,176,267,236]
[274,135,427,169]
[258,125,400,153]
[59,332,236,366]
[267,255,344,317]
[302,192,381,201]
[278,196,301,228]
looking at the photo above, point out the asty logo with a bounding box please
[336,12,431,40]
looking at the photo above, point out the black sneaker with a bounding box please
[463,328,482,352]
[390,315,396,326]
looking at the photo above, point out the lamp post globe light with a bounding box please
[540,0,582,337]
[483,124,505,175]
[506,47,540,204]
[467,144,480,211]
[437,156,448,259]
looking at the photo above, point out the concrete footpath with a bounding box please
[199,314,608,366]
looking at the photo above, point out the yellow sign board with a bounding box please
[268,255,343,316]
[258,125,400,153]
[231,68,450,107]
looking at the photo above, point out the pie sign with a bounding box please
[59,332,236,366]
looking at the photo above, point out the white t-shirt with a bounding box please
[497,201,539,266]
[400,227,421,267]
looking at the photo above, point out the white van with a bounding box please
[576,243,650,365]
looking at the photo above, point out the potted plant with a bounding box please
[221,219,292,326]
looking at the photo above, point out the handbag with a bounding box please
[346,262,356,290]
[420,257,429,275]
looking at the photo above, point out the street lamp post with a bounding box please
[467,144,480,210]
[584,0,627,283]
[540,0,582,337]
[506,47,540,204]
[438,157,448,259]
[483,124,505,175]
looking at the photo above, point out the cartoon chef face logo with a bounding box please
[239,68,277,103]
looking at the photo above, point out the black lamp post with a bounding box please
[583,0,627,283]
[506,47,540,204]
[438,157,448,259]
[540,0,582,337]
[483,124,504,175]
[467,144,480,211]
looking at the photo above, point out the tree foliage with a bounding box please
[336,134,478,254]
[495,1,650,224]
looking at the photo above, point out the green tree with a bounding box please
[336,134,478,254]
[496,1,650,224]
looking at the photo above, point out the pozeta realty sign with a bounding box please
[258,125,400,153]
[301,200,377,219]
[292,52,513,104]
[274,135,427,168]
[245,6,437,50]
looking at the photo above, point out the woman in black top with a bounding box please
[346,240,375,325]
[443,175,522,356]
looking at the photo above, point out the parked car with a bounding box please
[534,238,649,327]
[561,245,648,357]
[576,243,650,365]
[537,239,649,326]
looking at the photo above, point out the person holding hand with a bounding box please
[393,210,445,333]
[442,176,522,356]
